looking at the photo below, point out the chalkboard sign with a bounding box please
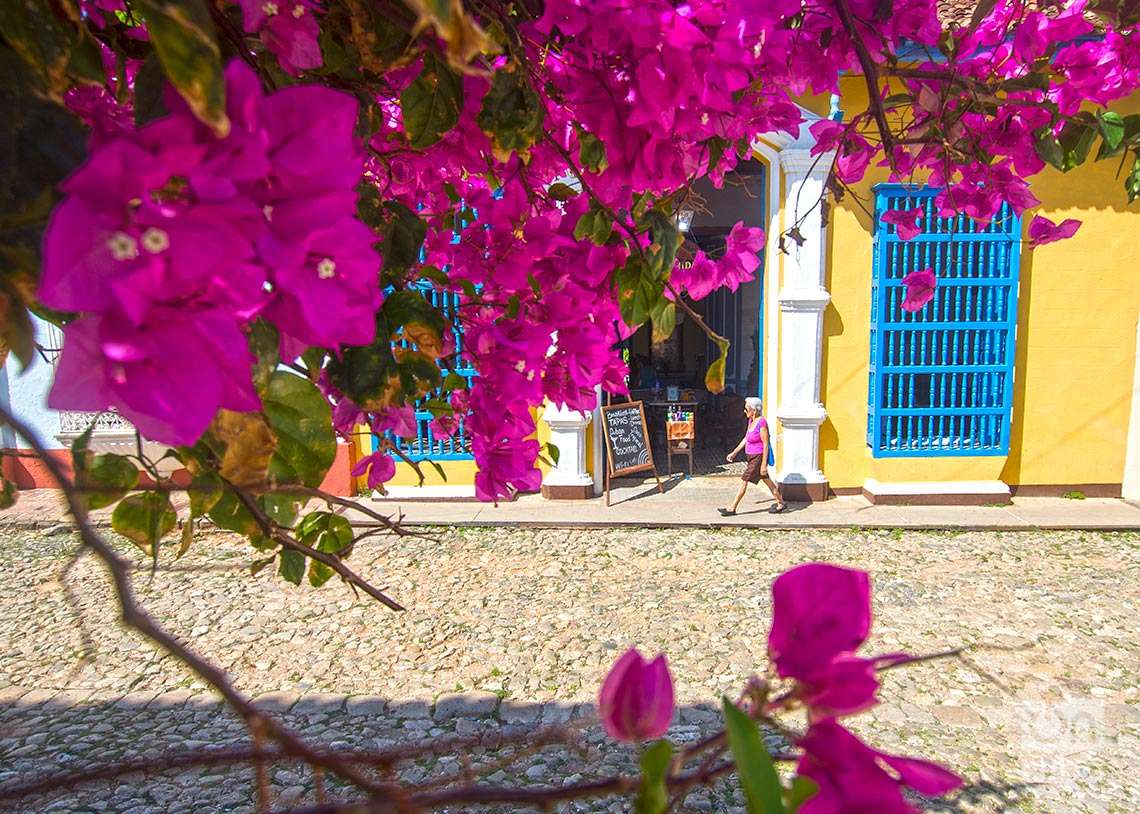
[600,401,662,506]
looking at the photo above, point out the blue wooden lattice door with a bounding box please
[374,282,476,461]
[868,186,1021,457]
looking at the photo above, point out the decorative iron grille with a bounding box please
[867,186,1021,457]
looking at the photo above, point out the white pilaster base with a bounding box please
[541,402,594,499]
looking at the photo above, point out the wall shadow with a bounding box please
[0,694,1033,813]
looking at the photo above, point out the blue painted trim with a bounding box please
[867,185,1021,458]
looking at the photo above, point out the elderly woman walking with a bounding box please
[719,397,787,516]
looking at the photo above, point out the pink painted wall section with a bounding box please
[5,442,356,496]
[318,442,356,497]
[2,449,72,489]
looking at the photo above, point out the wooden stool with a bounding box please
[666,420,695,476]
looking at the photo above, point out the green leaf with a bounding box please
[615,258,665,327]
[1058,121,1097,172]
[543,441,560,467]
[134,0,229,136]
[427,459,448,482]
[1096,111,1126,159]
[83,454,140,510]
[0,0,91,95]
[400,53,463,149]
[207,488,261,537]
[574,207,613,245]
[278,548,306,585]
[419,264,451,288]
[1034,129,1064,170]
[1126,157,1140,203]
[177,518,194,558]
[301,346,327,380]
[969,0,1001,28]
[705,336,731,394]
[380,201,427,275]
[784,777,818,813]
[308,560,335,587]
[248,319,280,396]
[578,130,608,173]
[443,371,469,391]
[249,555,275,576]
[0,476,17,510]
[297,511,354,552]
[263,372,336,487]
[650,300,676,345]
[476,65,545,159]
[297,511,353,587]
[112,492,178,553]
[645,210,682,280]
[634,739,673,814]
[189,471,223,516]
[723,698,784,814]
[548,182,579,201]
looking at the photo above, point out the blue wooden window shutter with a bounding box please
[867,185,1021,457]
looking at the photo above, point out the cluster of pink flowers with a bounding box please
[42,61,377,444]
[600,563,962,812]
[815,0,1140,226]
[42,0,1140,500]
[234,0,323,75]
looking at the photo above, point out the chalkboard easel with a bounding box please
[600,400,663,507]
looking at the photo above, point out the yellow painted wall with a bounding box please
[352,407,551,492]
[820,77,1140,488]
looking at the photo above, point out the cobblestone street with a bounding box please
[0,525,1137,813]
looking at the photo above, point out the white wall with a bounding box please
[1,316,63,449]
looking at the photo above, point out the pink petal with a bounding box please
[768,564,872,680]
[880,754,964,795]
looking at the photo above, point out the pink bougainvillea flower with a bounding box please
[881,207,924,241]
[235,0,322,75]
[429,413,459,439]
[900,268,937,312]
[769,563,872,680]
[371,405,418,439]
[351,450,397,490]
[797,719,962,813]
[48,309,258,446]
[598,648,675,742]
[1027,215,1081,248]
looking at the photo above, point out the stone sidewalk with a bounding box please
[4,482,1140,530]
[1,525,1137,813]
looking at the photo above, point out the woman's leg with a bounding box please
[729,481,749,512]
[761,475,785,509]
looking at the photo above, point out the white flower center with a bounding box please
[262,204,274,221]
[140,227,170,254]
[262,2,278,15]
[316,258,337,279]
[106,231,138,261]
[514,360,526,373]
[700,112,709,125]
[292,3,304,17]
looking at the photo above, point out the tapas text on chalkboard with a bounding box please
[600,401,663,506]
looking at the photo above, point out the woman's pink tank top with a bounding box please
[745,417,767,456]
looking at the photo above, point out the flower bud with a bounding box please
[598,648,674,742]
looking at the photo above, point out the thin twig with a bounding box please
[0,406,393,798]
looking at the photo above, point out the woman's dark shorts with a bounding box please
[742,454,766,484]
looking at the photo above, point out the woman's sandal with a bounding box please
[717,507,736,516]
[768,503,788,514]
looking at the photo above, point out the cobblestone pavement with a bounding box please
[0,526,1137,813]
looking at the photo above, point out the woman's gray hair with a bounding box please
[744,397,763,414]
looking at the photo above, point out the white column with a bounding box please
[774,150,834,497]
[541,401,594,499]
